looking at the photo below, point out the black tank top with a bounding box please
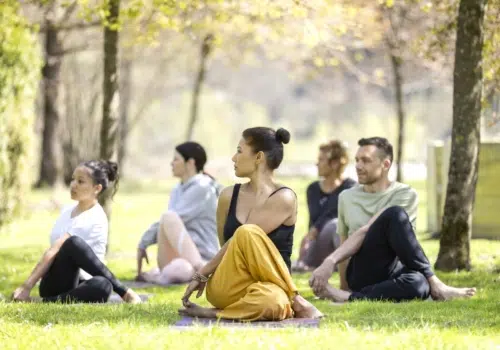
[223,184,295,271]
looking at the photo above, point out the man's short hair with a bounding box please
[358,137,393,162]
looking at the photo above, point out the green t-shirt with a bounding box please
[337,182,418,238]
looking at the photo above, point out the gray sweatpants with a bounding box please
[303,219,341,268]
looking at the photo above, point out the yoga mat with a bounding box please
[121,281,161,289]
[174,316,321,328]
[108,293,151,304]
[122,280,187,289]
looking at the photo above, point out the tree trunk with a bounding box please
[186,34,213,141]
[389,51,405,182]
[100,0,120,247]
[118,58,132,174]
[36,20,63,188]
[434,0,486,271]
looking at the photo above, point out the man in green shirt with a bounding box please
[309,137,476,302]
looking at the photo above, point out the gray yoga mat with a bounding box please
[121,280,187,289]
[174,316,321,328]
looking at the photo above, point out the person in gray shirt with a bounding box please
[136,142,221,285]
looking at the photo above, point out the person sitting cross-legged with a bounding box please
[293,140,356,272]
[136,142,221,285]
[179,127,323,321]
[309,137,476,303]
[12,160,141,304]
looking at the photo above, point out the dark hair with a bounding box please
[319,140,349,173]
[175,142,207,173]
[81,160,119,198]
[358,137,393,162]
[242,127,290,170]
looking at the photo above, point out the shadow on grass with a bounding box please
[1,241,498,332]
[1,274,498,331]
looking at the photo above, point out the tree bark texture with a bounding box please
[99,0,121,242]
[37,20,63,188]
[435,0,486,271]
[389,51,405,183]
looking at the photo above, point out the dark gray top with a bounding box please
[307,178,356,232]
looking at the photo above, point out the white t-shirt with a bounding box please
[50,203,108,279]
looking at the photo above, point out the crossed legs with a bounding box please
[40,236,140,303]
[311,206,476,302]
[140,211,204,285]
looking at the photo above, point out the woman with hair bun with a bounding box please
[179,127,323,321]
[12,160,142,304]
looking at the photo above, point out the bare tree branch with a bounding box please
[325,48,387,87]
[60,0,78,24]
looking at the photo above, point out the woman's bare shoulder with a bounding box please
[219,185,236,203]
[270,184,297,207]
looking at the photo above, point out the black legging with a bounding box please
[39,235,128,303]
[347,206,433,302]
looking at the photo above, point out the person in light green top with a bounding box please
[337,181,418,239]
[309,137,476,302]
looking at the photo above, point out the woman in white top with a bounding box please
[12,160,141,304]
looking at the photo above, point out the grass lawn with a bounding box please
[0,179,499,349]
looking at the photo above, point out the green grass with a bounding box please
[1,179,499,349]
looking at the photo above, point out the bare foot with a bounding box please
[292,295,324,319]
[134,273,148,282]
[292,261,314,273]
[178,303,219,318]
[430,283,476,301]
[315,283,351,303]
[292,261,315,273]
[122,289,142,304]
[14,296,42,303]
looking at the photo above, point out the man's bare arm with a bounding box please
[338,236,350,291]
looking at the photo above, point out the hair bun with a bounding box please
[105,161,119,182]
[275,128,290,145]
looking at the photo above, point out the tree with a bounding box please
[0,1,41,228]
[301,1,437,182]
[99,0,120,220]
[140,1,323,139]
[28,0,99,188]
[382,3,410,183]
[186,33,214,141]
[435,0,487,271]
[36,4,64,188]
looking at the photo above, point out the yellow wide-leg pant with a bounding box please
[206,224,297,321]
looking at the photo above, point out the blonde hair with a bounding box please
[319,140,349,174]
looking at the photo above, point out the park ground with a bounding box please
[0,179,499,349]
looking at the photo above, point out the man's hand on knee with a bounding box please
[309,257,336,295]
